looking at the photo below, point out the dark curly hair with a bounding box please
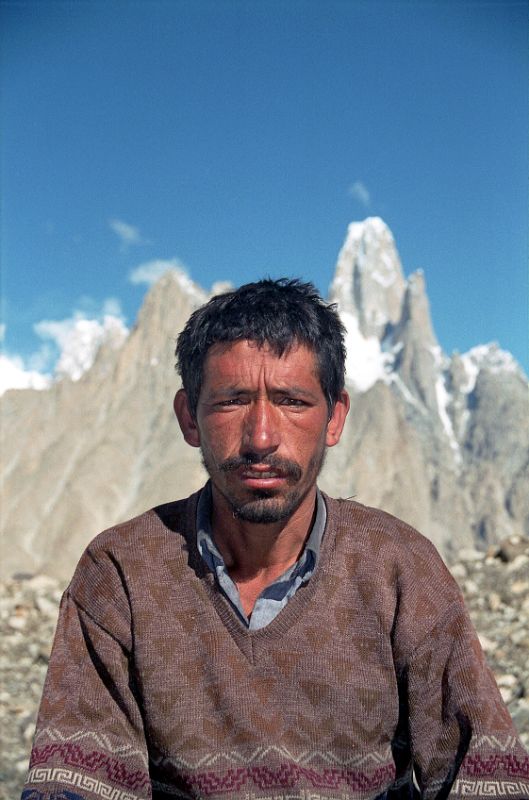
[175,278,346,417]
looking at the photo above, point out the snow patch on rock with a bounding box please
[435,374,461,460]
[168,268,207,303]
[341,311,393,392]
[1,312,129,395]
[386,372,424,411]
[51,316,129,381]
[460,344,521,394]
[428,345,460,458]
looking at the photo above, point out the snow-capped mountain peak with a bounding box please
[459,343,522,394]
[329,217,406,339]
[53,315,129,381]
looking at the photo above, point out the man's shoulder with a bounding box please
[93,491,198,547]
[65,488,205,607]
[322,494,463,646]
[322,492,450,571]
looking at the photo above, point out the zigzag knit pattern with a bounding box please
[22,490,529,799]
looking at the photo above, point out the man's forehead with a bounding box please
[202,339,319,376]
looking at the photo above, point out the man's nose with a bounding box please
[242,399,280,455]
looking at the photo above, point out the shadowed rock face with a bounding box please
[1,219,528,580]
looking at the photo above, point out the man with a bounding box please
[23,279,528,800]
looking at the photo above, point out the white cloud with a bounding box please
[109,218,149,248]
[101,297,123,317]
[0,302,129,394]
[129,258,188,286]
[27,342,56,374]
[348,180,371,208]
[35,309,128,381]
[0,354,51,396]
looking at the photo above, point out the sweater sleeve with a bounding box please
[406,595,529,799]
[21,543,152,800]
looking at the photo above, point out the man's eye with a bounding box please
[216,398,246,407]
[278,397,307,407]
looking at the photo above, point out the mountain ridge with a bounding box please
[1,217,527,579]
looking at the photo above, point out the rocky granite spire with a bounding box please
[329,216,406,338]
[390,269,441,413]
[0,269,209,578]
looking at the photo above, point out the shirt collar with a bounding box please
[196,481,326,571]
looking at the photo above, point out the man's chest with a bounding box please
[131,589,400,784]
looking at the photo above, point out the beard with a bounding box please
[201,448,327,524]
[228,486,304,524]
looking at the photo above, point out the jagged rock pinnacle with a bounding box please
[328,217,406,339]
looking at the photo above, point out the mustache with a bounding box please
[219,454,302,481]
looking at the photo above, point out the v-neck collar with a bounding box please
[195,481,327,630]
[181,487,338,664]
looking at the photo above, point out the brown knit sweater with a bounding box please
[23,490,529,800]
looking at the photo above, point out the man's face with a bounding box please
[178,339,348,524]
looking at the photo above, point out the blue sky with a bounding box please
[1,0,528,382]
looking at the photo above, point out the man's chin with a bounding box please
[231,492,302,524]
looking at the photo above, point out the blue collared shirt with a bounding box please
[196,483,327,630]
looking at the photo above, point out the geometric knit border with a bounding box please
[29,743,150,792]
[33,729,149,769]
[177,762,397,794]
[470,735,529,753]
[462,753,529,778]
[33,731,392,774]
[151,744,393,772]
[151,783,387,800]
[25,767,143,800]
[452,778,529,797]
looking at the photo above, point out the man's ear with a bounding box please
[325,390,350,447]
[174,389,201,448]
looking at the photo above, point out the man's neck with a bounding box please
[210,484,318,587]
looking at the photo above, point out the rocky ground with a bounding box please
[1,537,528,799]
